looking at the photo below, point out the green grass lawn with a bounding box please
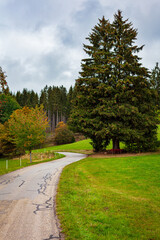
[33,139,93,153]
[57,154,160,240]
[0,152,64,175]
[33,139,125,154]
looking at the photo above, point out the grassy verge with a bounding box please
[33,139,125,154]
[57,154,160,240]
[0,152,64,175]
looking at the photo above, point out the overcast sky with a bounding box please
[0,0,160,93]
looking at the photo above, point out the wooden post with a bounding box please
[6,160,8,170]
[30,151,32,163]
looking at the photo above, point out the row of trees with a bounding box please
[13,85,75,131]
[15,89,39,108]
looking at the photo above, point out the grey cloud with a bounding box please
[0,0,160,93]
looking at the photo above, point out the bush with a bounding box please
[0,122,23,157]
[54,122,75,145]
[124,131,160,152]
[0,94,20,124]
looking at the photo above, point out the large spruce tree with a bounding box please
[70,10,158,152]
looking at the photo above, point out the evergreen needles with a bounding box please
[70,10,159,152]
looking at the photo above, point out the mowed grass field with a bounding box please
[56,154,160,240]
[55,126,160,240]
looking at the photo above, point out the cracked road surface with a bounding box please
[0,152,87,240]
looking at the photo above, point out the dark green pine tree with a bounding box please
[150,62,160,107]
[69,10,159,152]
[40,85,48,110]
[15,89,39,108]
[29,90,39,108]
[66,86,75,119]
[59,86,68,121]
[15,91,21,105]
[109,10,158,151]
[20,88,30,107]
[69,16,113,152]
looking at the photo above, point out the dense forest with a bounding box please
[12,85,75,131]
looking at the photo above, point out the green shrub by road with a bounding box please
[57,154,160,240]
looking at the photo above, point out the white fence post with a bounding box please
[6,160,8,170]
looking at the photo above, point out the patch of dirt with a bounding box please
[74,133,86,142]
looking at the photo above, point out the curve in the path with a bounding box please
[0,152,87,240]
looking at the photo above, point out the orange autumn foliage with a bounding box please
[8,105,49,153]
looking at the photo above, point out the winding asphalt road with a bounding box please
[0,152,87,240]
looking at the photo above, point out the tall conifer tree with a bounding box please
[69,17,113,151]
[70,10,158,152]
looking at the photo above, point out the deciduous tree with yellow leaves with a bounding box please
[8,105,49,162]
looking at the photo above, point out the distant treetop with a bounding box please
[0,67,9,95]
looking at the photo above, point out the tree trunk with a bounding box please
[48,109,51,132]
[52,113,55,131]
[56,109,59,126]
[112,138,120,149]
[30,150,32,163]
[61,112,63,122]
